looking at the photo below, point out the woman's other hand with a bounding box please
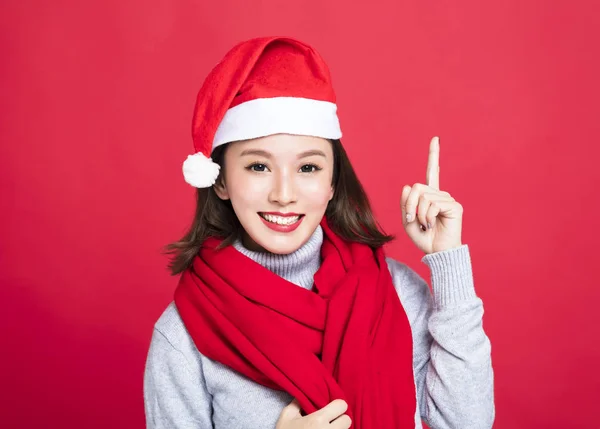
[276,398,352,429]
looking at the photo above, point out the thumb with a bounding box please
[281,399,302,421]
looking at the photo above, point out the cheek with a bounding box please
[227,173,268,208]
[299,178,333,207]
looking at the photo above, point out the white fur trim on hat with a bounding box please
[182,152,221,188]
[212,97,342,150]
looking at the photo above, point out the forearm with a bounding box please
[419,245,495,429]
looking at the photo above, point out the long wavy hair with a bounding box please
[164,139,394,275]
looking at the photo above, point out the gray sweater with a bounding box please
[143,225,495,428]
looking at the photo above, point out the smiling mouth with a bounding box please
[258,213,305,225]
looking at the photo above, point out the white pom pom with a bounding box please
[182,152,221,188]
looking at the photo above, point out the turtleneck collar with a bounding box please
[232,225,323,290]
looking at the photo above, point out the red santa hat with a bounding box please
[182,36,343,188]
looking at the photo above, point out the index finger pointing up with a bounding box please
[426,136,440,190]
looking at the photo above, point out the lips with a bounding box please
[260,212,303,217]
[258,212,305,233]
[260,212,302,223]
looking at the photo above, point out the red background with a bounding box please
[1,1,599,428]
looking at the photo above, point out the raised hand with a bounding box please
[400,136,463,254]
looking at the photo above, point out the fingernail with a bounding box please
[406,213,413,222]
[427,222,432,229]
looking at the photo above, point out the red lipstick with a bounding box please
[258,212,304,233]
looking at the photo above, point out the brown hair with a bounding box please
[164,139,394,275]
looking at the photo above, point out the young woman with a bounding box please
[143,36,495,429]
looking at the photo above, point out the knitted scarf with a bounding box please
[174,217,416,428]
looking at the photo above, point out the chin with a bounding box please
[261,237,305,254]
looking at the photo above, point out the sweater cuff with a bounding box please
[421,244,477,308]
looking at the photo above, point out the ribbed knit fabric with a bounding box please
[231,225,323,290]
[422,245,477,308]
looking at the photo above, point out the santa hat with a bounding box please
[182,36,343,188]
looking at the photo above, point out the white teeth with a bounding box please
[261,214,301,225]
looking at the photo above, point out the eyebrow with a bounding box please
[239,149,327,159]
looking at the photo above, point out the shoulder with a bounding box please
[150,301,201,366]
[385,257,431,303]
[385,257,426,285]
[384,256,434,330]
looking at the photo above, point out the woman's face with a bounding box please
[215,134,335,254]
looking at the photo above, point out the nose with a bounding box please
[268,170,297,205]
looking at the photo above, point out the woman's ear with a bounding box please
[328,185,335,201]
[213,179,230,200]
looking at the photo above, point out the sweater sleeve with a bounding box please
[143,325,214,429]
[386,244,495,429]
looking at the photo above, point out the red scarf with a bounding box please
[174,217,416,428]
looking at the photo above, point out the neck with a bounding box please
[232,226,323,290]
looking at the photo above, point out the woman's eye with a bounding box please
[250,164,267,172]
[300,164,320,173]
